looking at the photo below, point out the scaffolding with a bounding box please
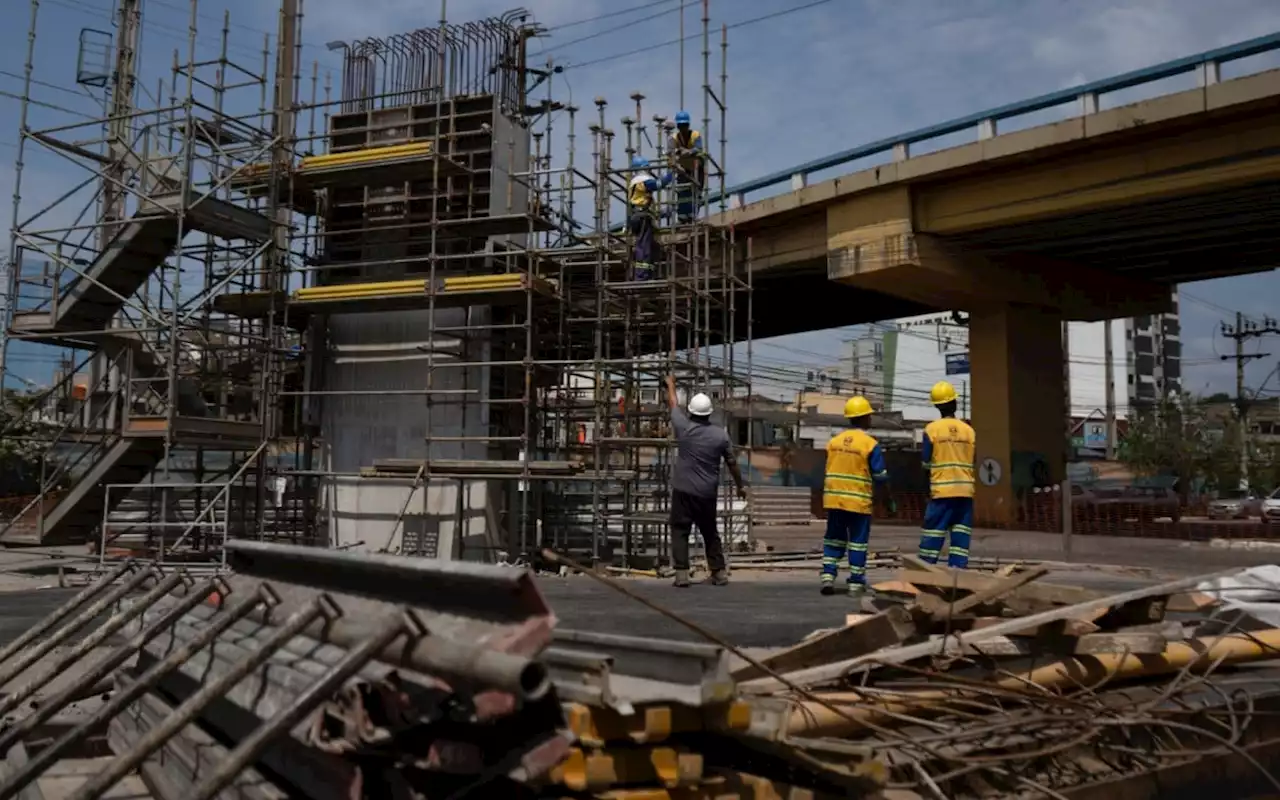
[0,0,754,569]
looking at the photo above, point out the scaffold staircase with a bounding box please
[1,436,168,546]
[9,190,272,336]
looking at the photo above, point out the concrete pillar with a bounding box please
[968,304,1066,526]
[892,142,909,162]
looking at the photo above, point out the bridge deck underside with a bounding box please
[946,180,1279,284]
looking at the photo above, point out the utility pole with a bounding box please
[96,0,140,431]
[1062,320,1072,459]
[105,0,140,248]
[1220,312,1279,490]
[1104,319,1116,459]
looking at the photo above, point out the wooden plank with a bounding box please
[741,570,1233,691]
[900,555,945,574]
[956,615,1100,637]
[901,567,1104,607]
[935,566,1051,620]
[933,631,1167,657]
[1167,591,1220,612]
[731,607,916,682]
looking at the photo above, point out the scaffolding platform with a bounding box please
[213,273,559,323]
[293,142,469,193]
[122,415,265,448]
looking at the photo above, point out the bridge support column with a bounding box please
[968,303,1066,527]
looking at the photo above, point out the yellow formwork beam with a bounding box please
[564,701,751,748]
[292,274,537,304]
[549,746,703,792]
[788,627,1280,738]
[298,141,433,171]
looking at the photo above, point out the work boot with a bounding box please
[710,569,729,586]
[847,583,868,600]
[820,581,836,596]
[673,569,691,588]
[634,262,653,281]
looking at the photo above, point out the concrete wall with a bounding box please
[318,307,496,558]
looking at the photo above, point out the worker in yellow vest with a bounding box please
[821,396,895,597]
[919,380,977,568]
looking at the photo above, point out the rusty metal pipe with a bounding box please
[71,598,331,800]
[787,627,1280,738]
[0,586,272,799]
[0,578,223,758]
[187,615,407,800]
[0,560,134,668]
[0,571,187,719]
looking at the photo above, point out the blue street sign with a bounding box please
[944,352,969,376]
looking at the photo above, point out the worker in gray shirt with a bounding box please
[665,373,747,588]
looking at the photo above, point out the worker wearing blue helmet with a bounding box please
[627,154,671,280]
[666,110,705,224]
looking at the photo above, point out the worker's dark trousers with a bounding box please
[674,181,698,223]
[628,209,658,279]
[670,489,726,573]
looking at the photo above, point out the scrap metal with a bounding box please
[4,545,1280,798]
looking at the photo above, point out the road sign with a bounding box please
[979,457,1002,486]
[1083,421,1107,449]
[944,352,970,376]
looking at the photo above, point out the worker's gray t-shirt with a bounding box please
[671,409,732,498]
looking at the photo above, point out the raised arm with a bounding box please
[665,373,679,410]
[724,441,747,500]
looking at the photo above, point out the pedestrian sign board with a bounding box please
[1083,421,1107,448]
[979,457,1002,486]
[944,352,970,376]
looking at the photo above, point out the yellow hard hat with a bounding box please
[930,380,958,406]
[844,395,873,418]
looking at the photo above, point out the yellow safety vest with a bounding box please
[924,417,976,499]
[629,174,655,209]
[669,130,703,173]
[823,428,878,514]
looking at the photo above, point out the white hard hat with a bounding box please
[687,392,713,416]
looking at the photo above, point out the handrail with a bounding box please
[715,30,1280,207]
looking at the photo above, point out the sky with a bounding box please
[1,0,1278,399]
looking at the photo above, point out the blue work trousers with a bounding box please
[918,497,974,568]
[822,509,871,586]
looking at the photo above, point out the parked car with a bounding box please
[1072,485,1181,522]
[1207,489,1265,520]
[1262,488,1280,525]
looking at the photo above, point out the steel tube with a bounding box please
[0,578,223,756]
[187,615,406,800]
[71,599,329,800]
[0,560,134,667]
[0,571,186,719]
[0,566,157,689]
[0,585,264,798]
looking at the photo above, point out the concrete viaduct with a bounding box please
[712,33,1280,523]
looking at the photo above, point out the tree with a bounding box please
[0,390,47,498]
[1118,393,1239,503]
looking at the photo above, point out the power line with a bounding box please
[543,4,685,54]
[545,0,680,33]
[565,0,837,70]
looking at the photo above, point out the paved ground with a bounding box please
[0,529,1272,650]
[536,564,1161,647]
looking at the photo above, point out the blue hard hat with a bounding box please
[675,110,691,125]
[631,155,649,169]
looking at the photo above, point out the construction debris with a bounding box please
[3,545,1280,798]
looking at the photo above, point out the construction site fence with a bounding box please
[788,486,1277,542]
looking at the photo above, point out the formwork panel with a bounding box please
[318,307,495,556]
